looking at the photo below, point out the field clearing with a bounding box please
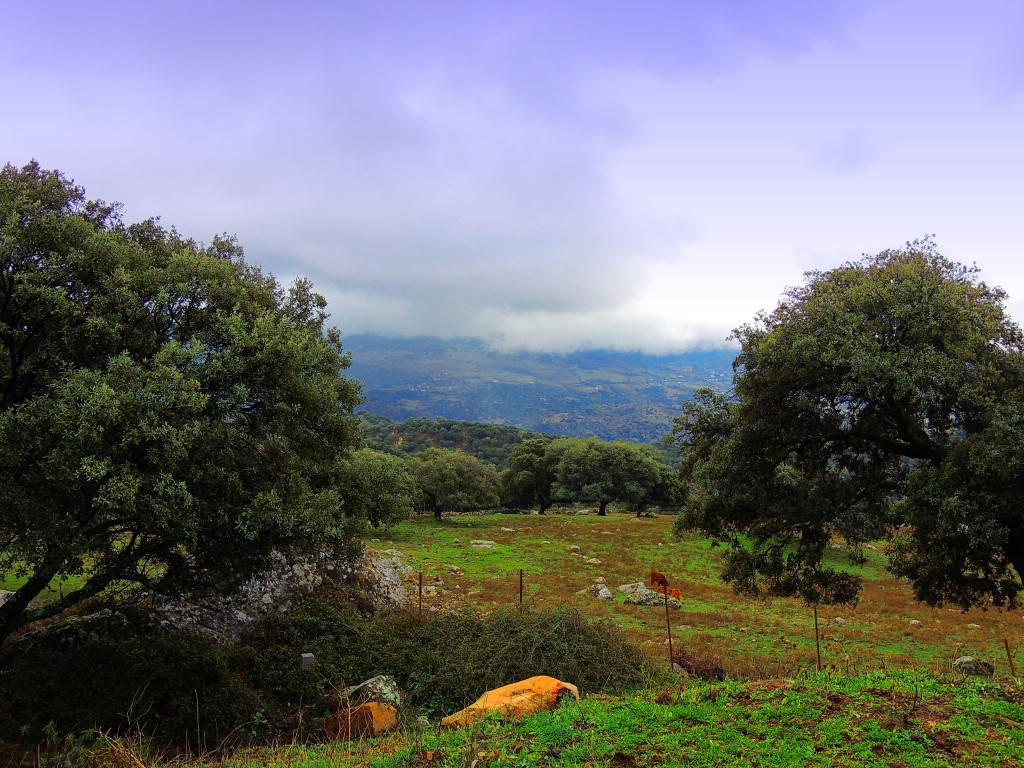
[372,511,1024,679]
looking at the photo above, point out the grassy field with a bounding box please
[369,511,1024,678]
[21,510,1024,766]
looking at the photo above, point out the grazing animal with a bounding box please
[649,570,668,589]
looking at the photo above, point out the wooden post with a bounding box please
[664,584,674,670]
[1005,638,1017,677]
[814,604,822,672]
[418,572,423,616]
[519,569,524,604]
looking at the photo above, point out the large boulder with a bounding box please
[441,676,579,729]
[0,590,13,606]
[324,702,399,740]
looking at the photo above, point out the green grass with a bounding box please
[108,670,1023,767]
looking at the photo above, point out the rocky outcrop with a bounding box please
[146,547,415,640]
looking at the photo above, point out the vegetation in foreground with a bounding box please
[9,511,1022,766]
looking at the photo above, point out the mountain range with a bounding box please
[343,335,736,443]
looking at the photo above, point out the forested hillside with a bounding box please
[346,335,735,443]
[357,413,552,469]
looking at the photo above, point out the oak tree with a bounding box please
[0,162,363,644]
[673,240,1024,608]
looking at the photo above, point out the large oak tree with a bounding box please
[673,239,1024,608]
[0,162,363,644]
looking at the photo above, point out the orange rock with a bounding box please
[324,701,399,740]
[441,675,579,729]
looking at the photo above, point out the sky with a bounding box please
[4,0,1024,353]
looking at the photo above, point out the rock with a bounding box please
[586,558,602,565]
[325,702,399,739]
[595,576,606,583]
[0,590,14,606]
[620,583,681,609]
[340,675,403,709]
[470,540,497,549]
[908,620,924,628]
[833,617,846,626]
[441,676,579,729]
[501,527,515,532]
[953,656,994,676]
[452,539,461,544]
[967,623,981,630]
[570,544,582,553]
[590,584,613,600]
[830,543,842,550]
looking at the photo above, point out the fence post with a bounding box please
[664,585,674,670]
[814,604,822,672]
[519,569,524,604]
[419,572,423,616]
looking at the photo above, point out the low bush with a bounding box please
[0,598,652,747]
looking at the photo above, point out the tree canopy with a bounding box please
[409,448,501,519]
[503,436,677,516]
[0,162,363,644]
[673,239,1024,608]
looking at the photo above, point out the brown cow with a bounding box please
[649,570,668,589]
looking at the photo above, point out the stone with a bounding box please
[619,582,681,609]
[833,617,846,626]
[441,676,579,729]
[340,675,403,709]
[325,702,399,740]
[595,576,606,583]
[570,544,582,553]
[966,623,981,630]
[0,590,13,606]
[501,527,515,532]
[908,620,924,628]
[591,585,613,600]
[586,558,602,565]
[953,656,995,676]
[470,540,497,549]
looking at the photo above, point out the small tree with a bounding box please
[0,162,364,646]
[338,448,415,529]
[410,448,500,519]
[502,438,557,513]
[549,438,676,516]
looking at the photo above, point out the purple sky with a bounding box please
[5,1,1024,352]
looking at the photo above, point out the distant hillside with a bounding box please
[344,335,735,443]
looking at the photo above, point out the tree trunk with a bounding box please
[598,501,608,516]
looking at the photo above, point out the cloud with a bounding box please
[4,1,1024,352]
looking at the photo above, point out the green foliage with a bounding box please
[0,162,363,644]
[673,239,1024,608]
[0,600,650,746]
[409,448,501,518]
[358,413,552,470]
[337,448,415,529]
[0,611,264,747]
[364,606,654,716]
[502,438,558,511]
[549,438,678,516]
